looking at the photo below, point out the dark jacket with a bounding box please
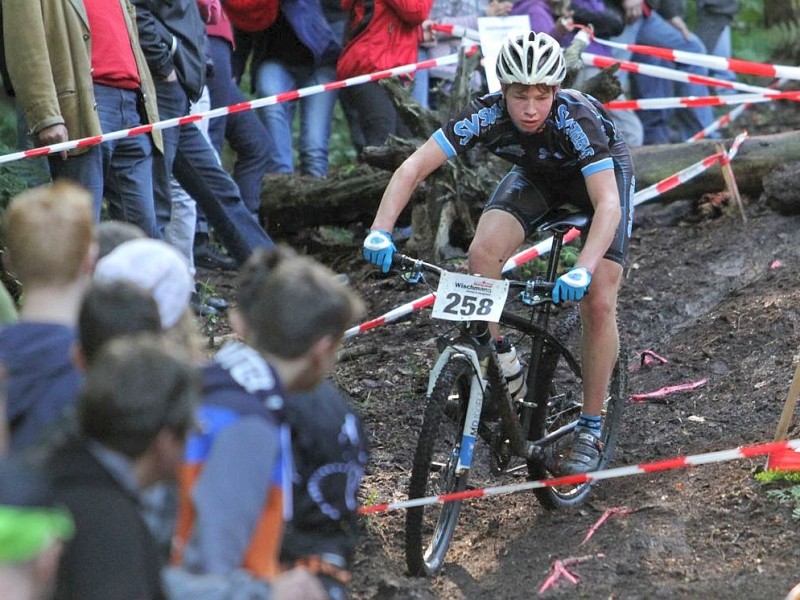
[49,439,165,600]
[242,0,341,84]
[571,0,625,39]
[281,379,368,567]
[130,0,207,101]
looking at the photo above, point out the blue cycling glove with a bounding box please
[362,229,396,273]
[552,267,591,304]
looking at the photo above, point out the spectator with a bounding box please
[281,380,368,600]
[511,0,573,42]
[90,241,201,562]
[239,0,341,177]
[171,246,364,587]
[611,0,716,144]
[0,456,74,600]
[415,0,512,110]
[44,334,199,600]
[337,0,433,153]
[198,1,270,267]
[21,279,164,474]
[694,0,737,88]
[3,0,162,236]
[74,281,162,368]
[130,0,276,266]
[567,0,645,146]
[95,220,147,261]
[0,183,95,453]
[93,238,203,362]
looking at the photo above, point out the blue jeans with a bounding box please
[206,36,269,217]
[48,83,158,236]
[152,79,274,265]
[255,60,337,177]
[615,14,716,144]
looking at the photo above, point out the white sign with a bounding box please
[478,16,532,93]
[432,272,509,322]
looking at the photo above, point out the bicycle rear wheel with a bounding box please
[405,355,475,576]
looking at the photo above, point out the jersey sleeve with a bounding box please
[432,93,505,159]
[553,94,616,178]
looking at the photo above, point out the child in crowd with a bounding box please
[0,182,96,453]
[46,334,200,600]
[0,456,75,600]
[172,245,364,598]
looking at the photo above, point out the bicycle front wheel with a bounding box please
[405,355,475,576]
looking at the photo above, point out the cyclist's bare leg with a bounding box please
[468,210,526,338]
[578,257,622,417]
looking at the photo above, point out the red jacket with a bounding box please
[336,0,431,79]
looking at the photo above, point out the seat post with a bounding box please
[545,227,568,283]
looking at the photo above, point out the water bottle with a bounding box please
[495,336,527,399]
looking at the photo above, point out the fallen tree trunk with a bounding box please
[630,129,800,202]
[261,129,800,234]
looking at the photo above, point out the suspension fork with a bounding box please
[427,342,486,475]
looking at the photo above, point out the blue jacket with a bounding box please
[0,323,81,453]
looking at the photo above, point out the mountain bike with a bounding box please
[398,211,628,576]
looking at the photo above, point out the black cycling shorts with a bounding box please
[483,160,635,266]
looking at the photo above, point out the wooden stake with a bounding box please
[773,353,800,442]
[715,143,746,222]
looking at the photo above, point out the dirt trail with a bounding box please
[337,199,800,599]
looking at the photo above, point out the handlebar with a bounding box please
[392,252,556,300]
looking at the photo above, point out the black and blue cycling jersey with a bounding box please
[432,89,635,265]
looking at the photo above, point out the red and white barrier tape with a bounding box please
[632,131,746,204]
[591,36,800,81]
[687,79,786,142]
[606,89,800,112]
[358,438,800,515]
[431,23,481,41]
[583,52,778,96]
[0,50,476,166]
[347,133,747,338]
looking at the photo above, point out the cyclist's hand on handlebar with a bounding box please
[552,267,591,303]
[362,229,396,273]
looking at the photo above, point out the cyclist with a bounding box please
[362,30,634,475]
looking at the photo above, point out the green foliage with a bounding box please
[764,486,800,521]
[328,103,358,168]
[0,104,50,215]
[755,468,800,484]
[756,469,800,522]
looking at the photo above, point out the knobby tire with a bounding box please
[405,356,474,576]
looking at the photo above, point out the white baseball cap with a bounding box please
[94,239,193,328]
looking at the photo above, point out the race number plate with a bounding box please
[431,272,509,322]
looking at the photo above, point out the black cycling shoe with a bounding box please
[558,430,603,475]
[195,284,228,311]
[191,293,218,318]
[194,236,238,271]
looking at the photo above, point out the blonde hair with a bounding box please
[3,182,94,287]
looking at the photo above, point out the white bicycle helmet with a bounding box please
[495,31,566,86]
